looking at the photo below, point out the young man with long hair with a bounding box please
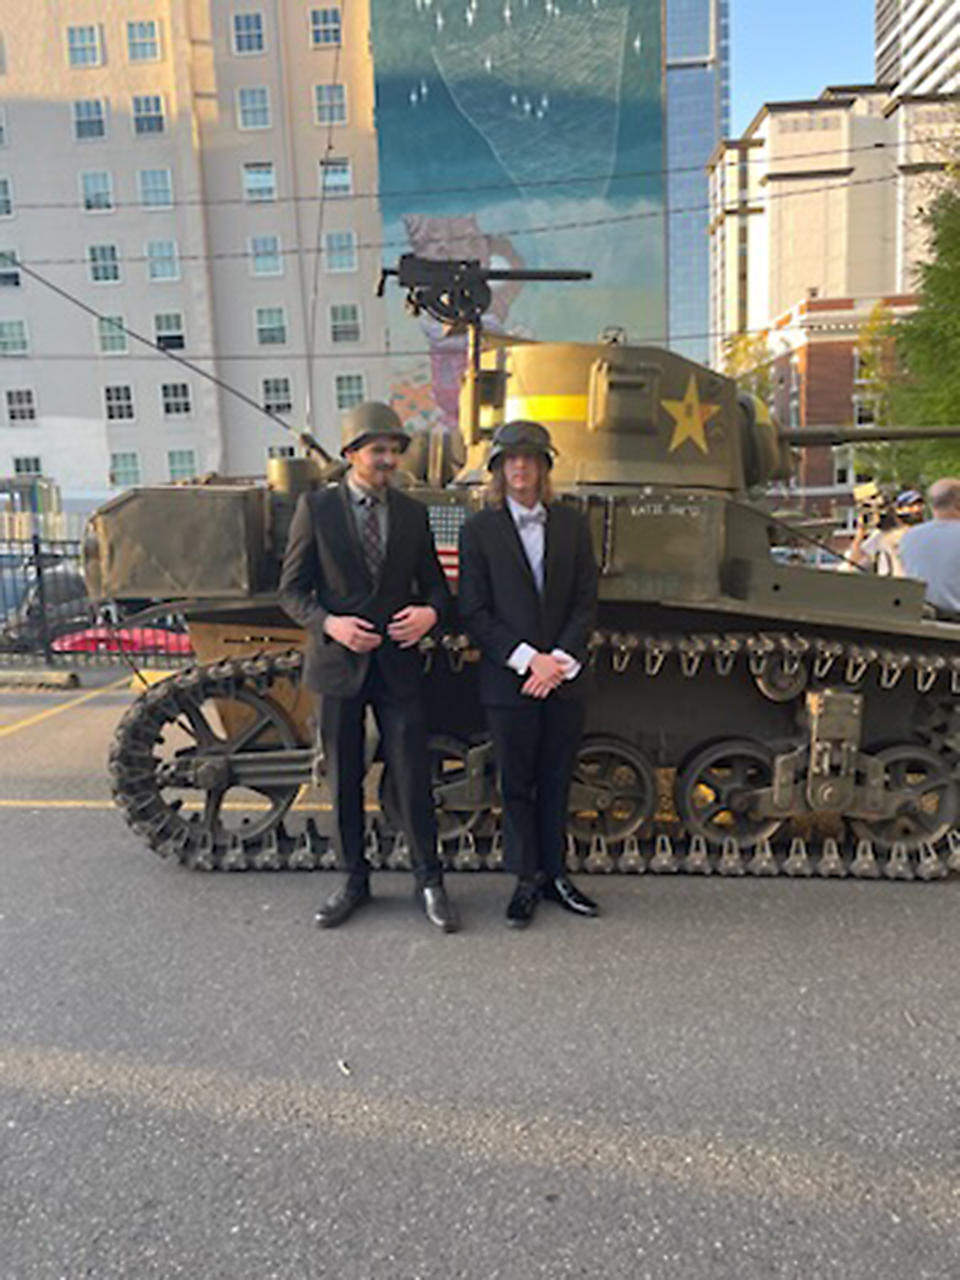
[458,420,599,927]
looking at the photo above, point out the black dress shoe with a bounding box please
[543,875,599,917]
[315,879,371,929]
[420,884,460,933]
[505,879,540,929]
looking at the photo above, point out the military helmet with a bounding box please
[340,401,411,457]
[487,419,556,470]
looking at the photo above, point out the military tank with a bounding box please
[85,256,960,880]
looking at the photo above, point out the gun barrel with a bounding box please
[780,425,960,446]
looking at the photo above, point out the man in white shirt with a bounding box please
[457,421,600,927]
[900,478,960,620]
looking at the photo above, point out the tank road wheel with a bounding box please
[676,738,782,849]
[568,737,656,843]
[379,735,491,843]
[850,744,958,852]
[109,657,308,866]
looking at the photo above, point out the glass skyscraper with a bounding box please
[666,0,730,363]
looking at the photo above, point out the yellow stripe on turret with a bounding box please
[504,395,589,422]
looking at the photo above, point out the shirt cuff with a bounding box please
[507,642,537,675]
[551,648,582,680]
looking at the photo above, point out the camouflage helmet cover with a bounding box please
[487,419,556,470]
[340,401,411,457]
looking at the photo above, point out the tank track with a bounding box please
[110,630,960,879]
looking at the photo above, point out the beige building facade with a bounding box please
[0,1,384,509]
[708,83,958,369]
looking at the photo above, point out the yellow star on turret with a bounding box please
[662,375,721,454]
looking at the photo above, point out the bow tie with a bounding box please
[516,510,546,530]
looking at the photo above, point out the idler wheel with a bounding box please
[568,737,656,843]
[162,684,300,846]
[676,738,782,849]
[850,744,958,852]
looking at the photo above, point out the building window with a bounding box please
[310,7,342,47]
[110,451,141,486]
[104,385,135,421]
[168,448,197,481]
[73,98,106,140]
[315,83,346,125]
[0,248,19,286]
[237,86,271,130]
[262,376,292,414]
[161,382,192,416]
[146,239,179,281]
[0,175,11,217]
[334,372,365,410]
[67,25,102,68]
[325,229,357,272]
[6,388,36,422]
[97,315,128,354]
[154,311,185,350]
[132,94,165,135]
[243,162,276,202]
[89,243,121,283]
[81,170,114,212]
[0,318,27,353]
[256,306,287,345]
[138,168,173,209]
[127,20,160,62]
[233,12,265,54]
[320,158,351,196]
[330,303,360,343]
[250,233,282,275]
[13,455,41,475]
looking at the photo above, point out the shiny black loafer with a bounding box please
[420,884,460,933]
[505,880,540,929]
[315,879,371,929]
[543,875,599,917]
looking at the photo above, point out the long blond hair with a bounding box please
[485,456,554,508]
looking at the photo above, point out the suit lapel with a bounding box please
[543,505,561,603]
[379,489,404,587]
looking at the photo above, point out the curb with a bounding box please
[0,668,81,689]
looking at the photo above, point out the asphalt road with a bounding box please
[2,673,960,1279]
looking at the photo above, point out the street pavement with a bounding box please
[2,675,960,1279]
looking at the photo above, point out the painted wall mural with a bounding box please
[370,0,666,433]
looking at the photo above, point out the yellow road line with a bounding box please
[0,676,130,740]
[0,1042,957,1231]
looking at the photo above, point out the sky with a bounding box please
[730,0,876,134]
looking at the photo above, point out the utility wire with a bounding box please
[4,133,954,212]
[6,165,951,273]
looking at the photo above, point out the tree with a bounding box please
[721,332,773,404]
[855,181,960,488]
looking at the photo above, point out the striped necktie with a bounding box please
[359,494,383,577]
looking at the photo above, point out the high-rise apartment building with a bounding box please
[666,0,729,363]
[0,1,385,508]
[876,0,960,95]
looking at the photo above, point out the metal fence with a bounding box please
[0,534,194,671]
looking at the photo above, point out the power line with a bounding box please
[1,133,953,215]
[6,165,949,274]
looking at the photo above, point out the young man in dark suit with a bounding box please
[279,402,459,932]
[457,420,599,928]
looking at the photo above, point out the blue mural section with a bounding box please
[370,0,666,433]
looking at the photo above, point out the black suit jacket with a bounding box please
[457,501,598,707]
[279,482,451,697]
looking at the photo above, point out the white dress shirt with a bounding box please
[504,496,581,681]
